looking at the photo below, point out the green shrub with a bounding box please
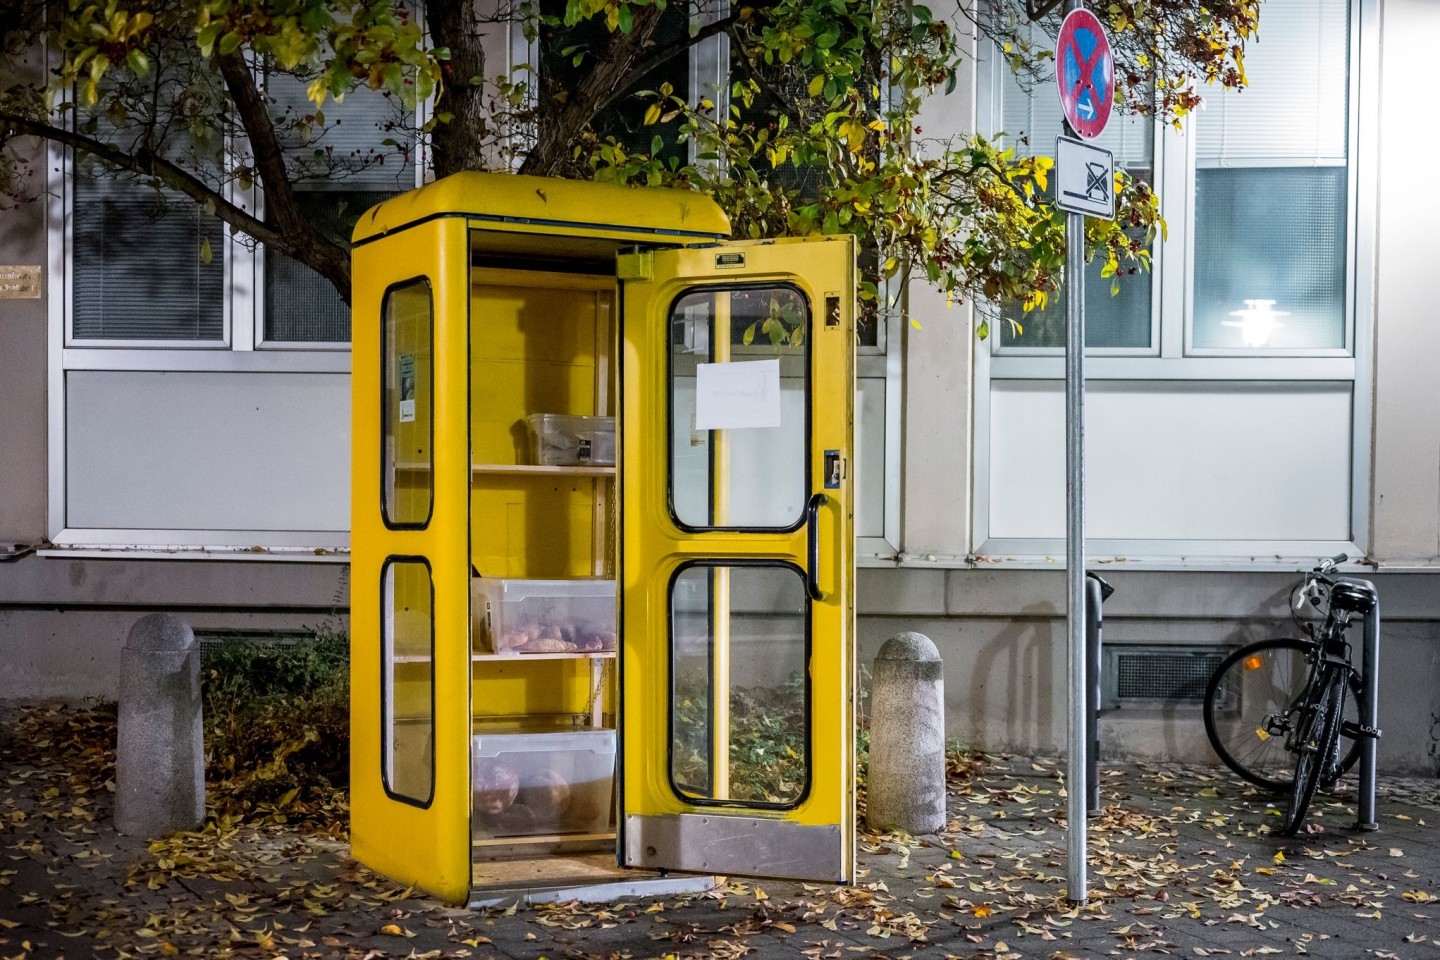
[201,622,349,831]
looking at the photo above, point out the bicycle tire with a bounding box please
[1203,638,1362,792]
[1280,666,1346,836]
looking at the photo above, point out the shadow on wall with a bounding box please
[964,602,1059,754]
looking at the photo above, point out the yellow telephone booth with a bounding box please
[350,171,856,905]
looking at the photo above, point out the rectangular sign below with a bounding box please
[0,266,42,299]
[694,358,782,430]
[1054,137,1115,220]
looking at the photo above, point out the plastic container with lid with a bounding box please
[471,728,616,839]
[524,413,616,466]
[471,577,617,655]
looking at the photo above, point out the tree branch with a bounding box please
[215,52,307,239]
[1,110,286,247]
[592,9,743,116]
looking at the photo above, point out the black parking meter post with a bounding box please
[1354,579,1381,831]
[1085,572,1113,818]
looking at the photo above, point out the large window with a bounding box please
[1191,0,1350,353]
[51,62,417,552]
[263,72,417,344]
[975,0,1369,559]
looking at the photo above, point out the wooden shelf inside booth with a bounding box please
[472,831,615,850]
[471,463,615,477]
[473,651,616,662]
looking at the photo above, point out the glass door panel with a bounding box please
[670,563,808,805]
[669,287,809,530]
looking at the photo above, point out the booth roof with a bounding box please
[351,171,733,245]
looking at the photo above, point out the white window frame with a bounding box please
[969,0,1378,566]
[45,69,423,556]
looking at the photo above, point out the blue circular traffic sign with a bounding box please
[1056,8,1114,140]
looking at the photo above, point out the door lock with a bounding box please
[824,449,845,489]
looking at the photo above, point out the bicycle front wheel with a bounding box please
[1204,638,1361,792]
[1280,667,1346,836]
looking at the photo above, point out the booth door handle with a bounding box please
[806,492,829,602]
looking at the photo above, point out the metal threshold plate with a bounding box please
[469,853,714,908]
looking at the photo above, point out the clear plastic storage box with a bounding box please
[524,413,616,466]
[471,729,616,839]
[472,577,617,655]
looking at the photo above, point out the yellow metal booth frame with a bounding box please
[350,172,856,905]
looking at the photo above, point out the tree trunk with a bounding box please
[518,5,666,178]
[429,0,490,178]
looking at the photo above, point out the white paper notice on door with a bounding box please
[694,358,782,430]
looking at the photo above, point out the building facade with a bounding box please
[3,0,1439,773]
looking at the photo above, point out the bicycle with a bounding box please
[1202,554,1380,835]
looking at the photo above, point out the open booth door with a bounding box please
[619,237,856,883]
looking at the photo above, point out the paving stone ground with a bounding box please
[2,701,1438,960]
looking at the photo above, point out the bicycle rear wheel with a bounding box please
[1280,667,1346,836]
[1203,638,1361,792]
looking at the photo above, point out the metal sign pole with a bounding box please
[1062,0,1088,908]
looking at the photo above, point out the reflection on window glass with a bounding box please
[1192,168,1347,350]
[1191,0,1349,352]
[671,565,808,806]
[669,286,809,530]
[383,560,434,804]
[999,253,1153,350]
[383,280,433,527]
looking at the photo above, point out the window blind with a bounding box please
[266,71,415,191]
[1196,0,1349,164]
[72,159,225,341]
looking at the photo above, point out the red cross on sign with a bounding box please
[1055,7,1114,140]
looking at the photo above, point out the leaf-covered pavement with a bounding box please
[2,701,1438,959]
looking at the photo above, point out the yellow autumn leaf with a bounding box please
[379,923,404,936]
[643,102,662,126]
[808,74,825,97]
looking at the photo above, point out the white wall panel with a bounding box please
[856,376,885,540]
[1372,0,1440,561]
[988,381,1351,541]
[67,371,350,530]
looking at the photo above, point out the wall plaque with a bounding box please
[0,266,41,299]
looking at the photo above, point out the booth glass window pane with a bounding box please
[383,280,434,527]
[1192,168,1347,350]
[383,559,434,805]
[670,564,809,807]
[72,176,225,340]
[669,286,809,530]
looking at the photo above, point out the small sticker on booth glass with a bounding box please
[715,252,746,269]
[694,358,781,430]
[398,355,416,423]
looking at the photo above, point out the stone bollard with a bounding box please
[115,614,205,837]
[866,631,946,835]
